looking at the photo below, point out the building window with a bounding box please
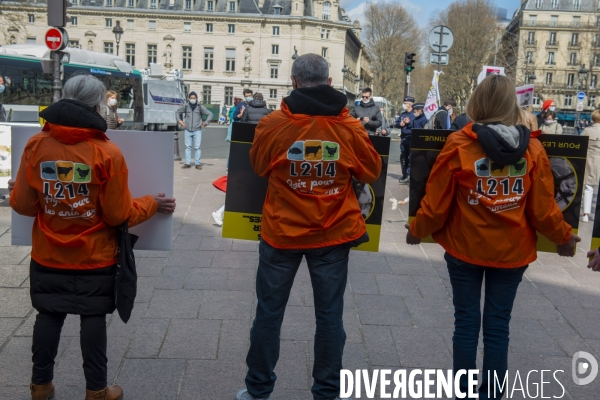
[185,0,191,9]
[527,32,535,44]
[549,32,556,45]
[207,0,214,10]
[225,48,236,71]
[272,45,279,55]
[229,1,236,11]
[571,33,579,46]
[228,24,235,33]
[150,0,157,8]
[273,26,279,35]
[321,47,328,58]
[322,1,331,20]
[127,19,134,29]
[569,52,577,65]
[203,85,211,103]
[26,37,36,44]
[567,73,575,87]
[68,40,79,48]
[321,29,330,39]
[126,43,135,66]
[72,0,78,4]
[550,15,558,26]
[270,64,278,79]
[526,51,534,64]
[225,87,233,105]
[106,18,113,28]
[104,42,114,54]
[204,47,214,70]
[206,23,213,32]
[147,44,157,66]
[591,74,598,89]
[546,72,553,85]
[589,95,597,107]
[106,0,112,6]
[182,46,192,69]
[128,0,135,6]
[71,16,78,26]
[535,0,543,8]
[533,96,541,106]
[564,95,573,107]
[547,52,555,64]
[573,16,580,27]
[594,54,600,67]
[529,15,537,25]
[184,22,191,32]
[551,0,558,9]
[597,16,600,28]
[149,20,156,30]
[574,0,580,9]
[269,89,277,99]
[28,14,34,23]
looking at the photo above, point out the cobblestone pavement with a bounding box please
[1,160,600,399]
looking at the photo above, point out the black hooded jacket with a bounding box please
[241,99,271,123]
[350,98,382,134]
[472,123,531,167]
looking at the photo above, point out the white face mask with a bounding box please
[402,104,408,111]
[0,84,5,94]
[189,99,197,105]
[546,119,554,124]
[448,107,453,116]
[246,96,253,102]
[108,98,117,106]
[549,106,556,112]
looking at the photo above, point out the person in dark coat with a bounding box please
[350,87,382,135]
[536,99,555,128]
[9,75,176,400]
[433,98,456,129]
[451,113,471,130]
[234,88,254,122]
[241,92,271,123]
[396,96,415,184]
[412,103,428,130]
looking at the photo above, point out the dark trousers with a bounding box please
[445,253,527,400]
[32,312,108,391]
[400,137,411,179]
[245,240,350,400]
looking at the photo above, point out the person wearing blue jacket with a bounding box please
[412,103,428,130]
[395,96,416,184]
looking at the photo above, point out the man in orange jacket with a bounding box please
[236,54,382,400]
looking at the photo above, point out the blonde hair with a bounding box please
[466,75,524,126]
[592,110,600,124]
[106,90,118,100]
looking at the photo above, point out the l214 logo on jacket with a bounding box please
[287,141,340,162]
[474,158,527,178]
[41,161,92,183]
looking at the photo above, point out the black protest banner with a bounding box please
[408,129,588,253]
[222,123,390,252]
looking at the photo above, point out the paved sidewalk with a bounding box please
[1,160,600,399]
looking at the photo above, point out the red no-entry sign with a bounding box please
[45,27,68,51]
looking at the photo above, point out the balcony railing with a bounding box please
[523,21,598,29]
[525,40,538,47]
[546,40,559,48]
[568,42,581,49]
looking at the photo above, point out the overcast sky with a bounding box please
[341,0,523,28]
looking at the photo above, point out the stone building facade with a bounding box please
[0,0,372,109]
[503,0,600,119]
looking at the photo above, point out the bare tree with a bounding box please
[363,2,422,107]
[431,0,498,108]
[0,0,30,45]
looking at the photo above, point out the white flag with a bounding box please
[424,71,443,120]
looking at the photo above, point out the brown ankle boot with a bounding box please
[84,385,123,400]
[30,382,55,400]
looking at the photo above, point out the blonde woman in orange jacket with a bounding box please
[406,75,579,399]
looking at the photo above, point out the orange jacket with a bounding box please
[10,123,157,270]
[410,123,572,268]
[250,99,382,249]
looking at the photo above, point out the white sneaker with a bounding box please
[582,214,589,222]
[212,211,223,226]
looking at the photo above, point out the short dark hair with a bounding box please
[253,92,264,101]
[243,88,253,96]
[362,88,372,95]
[443,98,456,107]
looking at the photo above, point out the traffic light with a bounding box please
[405,52,416,73]
[48,0,72,27]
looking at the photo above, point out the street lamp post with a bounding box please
[112,20,124,57]
[291,46,299,61]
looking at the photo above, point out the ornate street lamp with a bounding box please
[291,46,299,60]
[529,72,536,83]
[341,64,348,75]
[112,20,124,56]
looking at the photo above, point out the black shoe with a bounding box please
[399,177,409,185]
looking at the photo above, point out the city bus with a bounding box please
[0,44,144,129]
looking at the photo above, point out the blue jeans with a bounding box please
[400,137,411,179]
[184,129,202,165]
[245,240,350,400]
[445,253,527,400]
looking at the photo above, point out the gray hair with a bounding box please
[291,54,329,87]
[62,75,106,109]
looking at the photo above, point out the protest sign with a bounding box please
[222,123,391,252]
[516,84,535,108]
[477,66,506,85]
[10,126,174,251]
[409,129,588,253]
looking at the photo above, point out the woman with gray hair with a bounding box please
[10,74,176,400]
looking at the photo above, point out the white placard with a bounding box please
[516,84,535,108]
[477,66,506,85]
[10,127,173,251]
